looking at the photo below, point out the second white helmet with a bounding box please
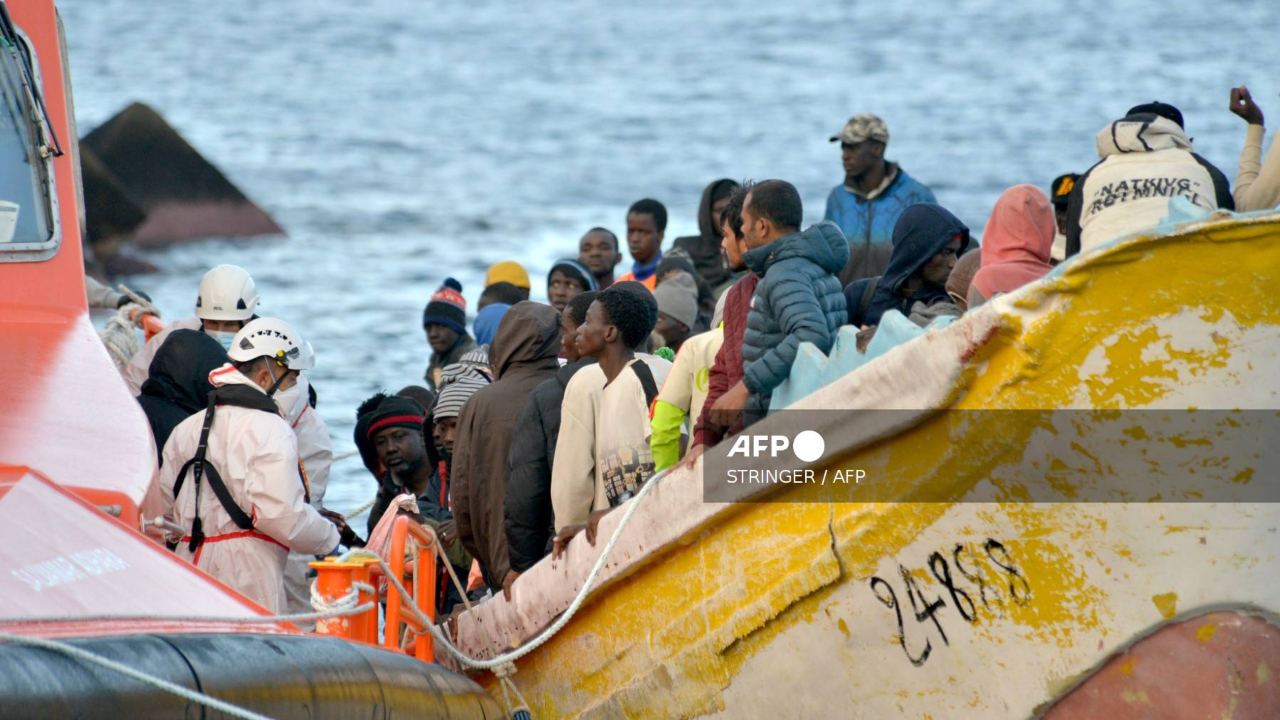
[228,318,316,371]
[196,264,260,321]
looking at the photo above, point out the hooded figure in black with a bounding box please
[844,203,971,328]
[673,178,740,292]
[136,329,228,464]
[504,291,598,573]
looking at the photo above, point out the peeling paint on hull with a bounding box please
[453,214,1280,718]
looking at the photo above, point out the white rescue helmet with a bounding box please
[227,318,316,371]
[196,264,260,321]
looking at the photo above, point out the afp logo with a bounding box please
[726,430,825,462]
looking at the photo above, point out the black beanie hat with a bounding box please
[353,394,426,475]
[366,396,426,440]
[423,277,467,335]
[547,258,599,293]
[1126,101,1184,129]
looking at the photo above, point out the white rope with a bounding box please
[355,466,668,672]
[494,661,532,716]
[98,304,142,370]
[96,283,163,370]
[331,449,360,462]
[310,581,376,615]
[116,283,160,318]
[0,630,271,720]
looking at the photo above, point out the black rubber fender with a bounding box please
[0,632,503,719]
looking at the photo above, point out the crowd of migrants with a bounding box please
[114,90,1280,621]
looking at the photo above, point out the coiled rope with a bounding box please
[96,284,162,370]
[98,303,143,370]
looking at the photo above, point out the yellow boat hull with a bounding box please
[456,213,1280,718]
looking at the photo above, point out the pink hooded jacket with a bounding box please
[970,185,1055,304]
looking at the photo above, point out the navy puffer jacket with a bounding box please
[741,221,849,416]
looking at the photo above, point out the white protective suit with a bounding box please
[123,316,203,395]
[159,364,339,613]
[277,374,336,619]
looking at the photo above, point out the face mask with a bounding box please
[206,329,236,351]
[273,372,310,424]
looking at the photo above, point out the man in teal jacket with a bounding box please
[824,113,936,286]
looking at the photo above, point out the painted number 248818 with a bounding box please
[868,539,1031,667]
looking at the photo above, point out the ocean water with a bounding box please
[58,0,1278,518]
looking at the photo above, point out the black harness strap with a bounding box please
[173,385,291,553]
[630,359,660,409]
[213,383,282,413]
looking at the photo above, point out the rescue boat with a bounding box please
[0,2,498,716]
[451,209,1280,717]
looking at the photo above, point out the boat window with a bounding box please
[0,28,56,260]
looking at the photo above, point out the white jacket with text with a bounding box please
[1066,115,1219,256]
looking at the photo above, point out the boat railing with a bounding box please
[310,515,437,663]
[382,515,437,662]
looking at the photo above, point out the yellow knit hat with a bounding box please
[484,260,531,289]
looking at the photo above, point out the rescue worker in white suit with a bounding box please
[127,266,338,614]
[159,318,357,613]
[123,264,260,396]
[276,343,341,621]
[121,265,333,493]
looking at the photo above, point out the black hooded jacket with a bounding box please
[673,178,739,291]
[844,203,971,327]
[136,329,228,465]
[504,358,595,572]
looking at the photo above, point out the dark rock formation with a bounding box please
[81,102,284,247]
[80,145,145,243]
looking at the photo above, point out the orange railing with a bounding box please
[310,515,437,663]
[383,516,437,662]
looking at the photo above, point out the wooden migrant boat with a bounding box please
[452,207,1280,718]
